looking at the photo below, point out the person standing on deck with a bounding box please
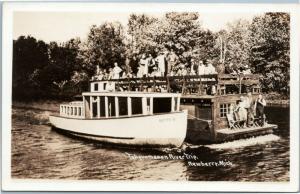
[206,60,217,74]
[255,94,267,126]
[112,62,122,79]
[139,54,147,77]
[147,53,155,76]
[167,49,179,76]
[235,96,247,128]
[155,51,166,77]
[245,92,255,126]
[198,60,205,75]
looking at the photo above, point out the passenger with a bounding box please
[106,81,115,92]
[155,51,166,77]
[206,61,217,74]
[235,96,247,128]
[136,66,143,78]
[225,62,238,75]
[190,59,198,75]
[176,64,185,76]
[198,60,205,75]
[147,53,155,76]
[216,60,225,74]
[107,68,113,80]
[112,62,122,79]
[96,70,104,80]
[242,65,251,74]
[139,53,147,77]
[181,64,188,76]
[167,49,179,76]
[255,94,267,126]
[244,92,255,126]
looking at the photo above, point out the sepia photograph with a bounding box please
[2,2,299,192]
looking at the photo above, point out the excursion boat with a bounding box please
[89,73,278,144]
[49,81,188,148]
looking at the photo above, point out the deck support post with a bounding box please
[115,97,119,117]
[150,97,153,114]
[89,96,93,118]
[82,96,86,118]
[142,97,147,115]
[105,96,109,118]
[97,96,100,118]
[127,97,132,116]
[171,97,175,112]
[177,97,180,111]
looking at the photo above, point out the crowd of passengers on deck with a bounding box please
[91,49,252,81]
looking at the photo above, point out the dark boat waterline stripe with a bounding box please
[52,127,135,140]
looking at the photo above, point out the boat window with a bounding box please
[99,96,106,117]
[132,97,143,115]
[220,103,231,118]
[94,83,98,91]
[103,82,107,90]
[147,98,151,113]
[108,97,116,117]
[92,99,97,117]
[153,98,171,113]
[118,97,128,116]
[195,101,212,120]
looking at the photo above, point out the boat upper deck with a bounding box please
[89,73,262,97]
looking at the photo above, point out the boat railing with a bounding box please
[90,74,261,95]
[60,102,84,118]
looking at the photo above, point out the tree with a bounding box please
[249,12,290,94]
[127,12,213,66]
[79,22,126,76]
[12,36,49,99]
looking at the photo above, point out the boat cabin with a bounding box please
[90,81,116,92]
[60,92,181,120]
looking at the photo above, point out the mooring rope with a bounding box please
[187,114,212,123]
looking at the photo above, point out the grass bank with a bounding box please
[265,92,289,107]
[12,100,67,112]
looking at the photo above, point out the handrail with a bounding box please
[60,103,84,118]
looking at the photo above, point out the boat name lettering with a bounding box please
[159,117,175,122]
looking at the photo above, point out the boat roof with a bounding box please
[82,91,182,98]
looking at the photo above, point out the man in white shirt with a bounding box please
[198,60,205,75]
[112,62,122,79]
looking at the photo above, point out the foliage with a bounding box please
[79,22,126,76]
[12,12,290,100]
[248,12,290,94]
[13,36,49,99]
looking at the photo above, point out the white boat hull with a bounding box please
[49,110,187,147]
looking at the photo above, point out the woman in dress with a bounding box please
[235,96,248,128]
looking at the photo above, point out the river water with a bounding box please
[11,105,289,181]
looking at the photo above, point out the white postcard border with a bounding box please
[2,2,299,192]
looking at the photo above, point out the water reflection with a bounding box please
[11,106,289,181]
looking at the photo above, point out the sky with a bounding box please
[13,12,259,43]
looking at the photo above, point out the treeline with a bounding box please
[12,12,289,100]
